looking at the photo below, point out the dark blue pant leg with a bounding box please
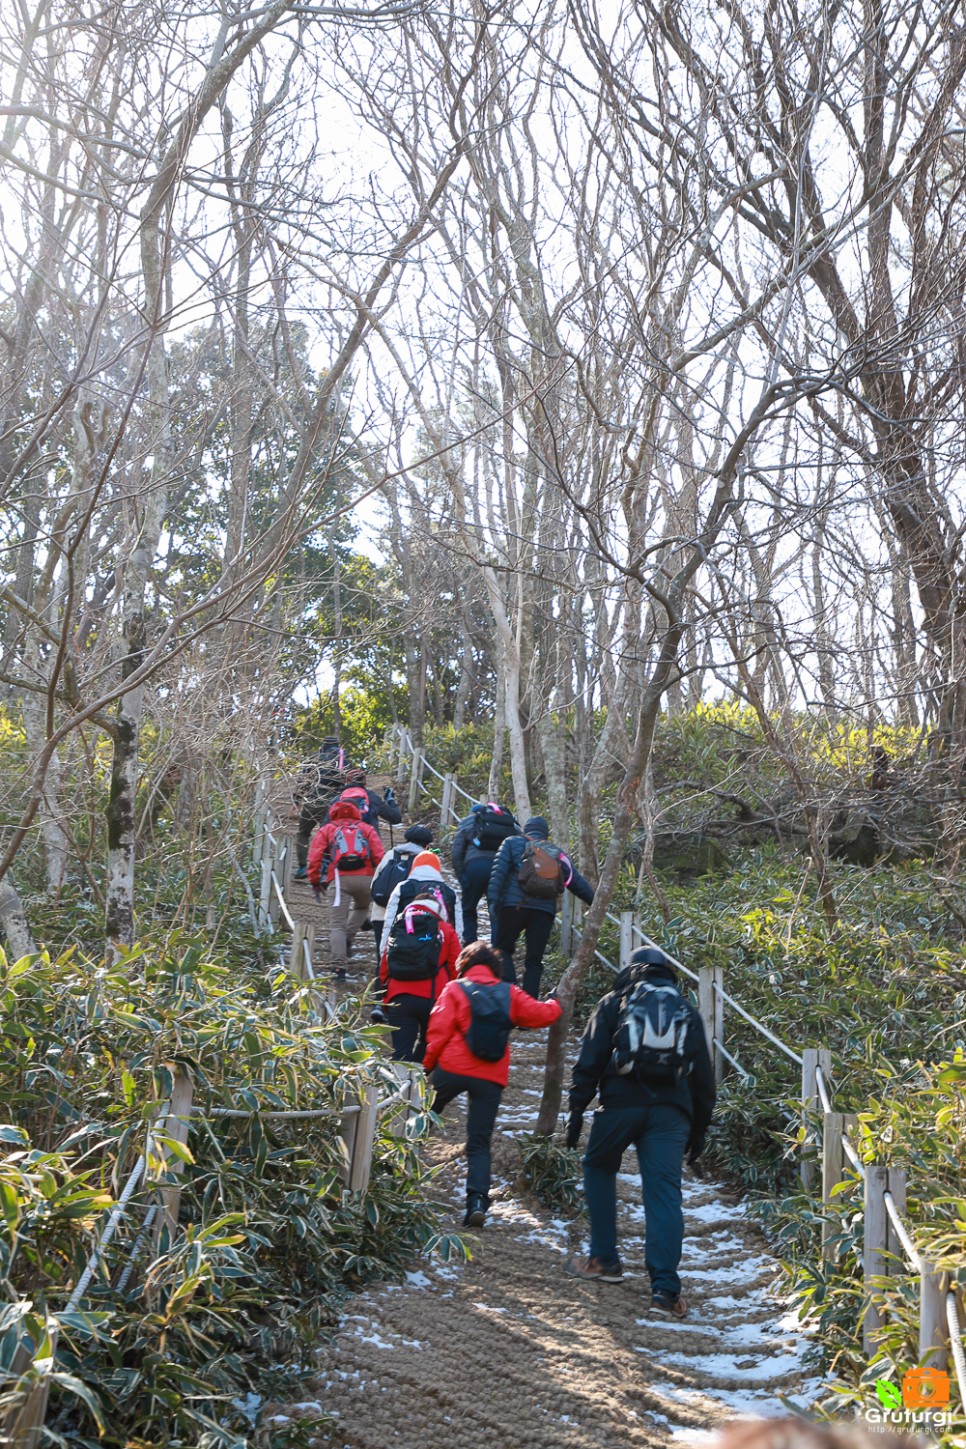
[460,857,493,944]
[634,1104,690,1296]
[582,1107,646,1264]
[520,909,555,997]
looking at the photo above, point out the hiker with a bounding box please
[380,850,464,952]
[307,799,385,981]
[487,816,594,997]
[565,946,715,1319]
[293,737,345,879]
[336,769,402,832]
[423,941,563,1227]
[378,891,461,1062]
[368,824,434,957]
[451,801,520,944]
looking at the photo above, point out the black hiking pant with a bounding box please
[386,994,433,1063]
[429,1069,503,1206]
[494,905,554,997]
[296,798,331,868]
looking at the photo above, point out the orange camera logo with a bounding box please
[901,1367,950,1410]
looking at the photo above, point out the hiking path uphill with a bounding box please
[271,866,821,1448]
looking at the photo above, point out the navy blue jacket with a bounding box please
[569,964,715,1133]
[487,830,594,917]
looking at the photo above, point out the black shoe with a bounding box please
[463,1195,487,1228]
[334,968,347,983]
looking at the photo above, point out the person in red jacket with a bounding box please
[307,800,384,980]
[378,894,461,1062]
[423,941,563,1228]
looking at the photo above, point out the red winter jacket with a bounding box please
[307,801,385,887]
[379,901,461,1003]
[423,963,563,1086]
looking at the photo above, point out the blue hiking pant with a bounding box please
[459,856,494,944]
[582,1103,690,1296]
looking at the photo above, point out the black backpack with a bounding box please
[370,848,415,907]
[472,806,517,852]
[396,877,457,925]
[385,903,442,982]
[612,979,695,1083]
[518,841,568,899]
[460,980,513,1061]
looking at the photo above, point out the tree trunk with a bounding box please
[0,873,36,958]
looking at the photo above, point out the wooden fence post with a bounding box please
[698,966,715,1061]
[821,1110,859,1261]
[711,966,725,1084]
[153,1067,194,1253]
[801,1047,832,1190]
[258,833,272,929]
[920,1255,950,1371]
[385,1064,422,1138]
[407,747,423,814]
[348,1084,380,1194]
[3,1325,59,1449]
[440,773,455,835]
[863,1164,908,1350]
[289,922,316,979]
[619,911,635,970]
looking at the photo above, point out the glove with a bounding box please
[370,1005,388,1025]
[384,787,395,803]
[565,1111,584,1151]
[687,1132,706,1166]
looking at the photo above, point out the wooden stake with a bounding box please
[800,1047,832,1190]
[153,1066,194,1252]
[348,1084,380,1194]
[821,1110,858,1260]
[619,911,634,970]
[920,1255,949,1371]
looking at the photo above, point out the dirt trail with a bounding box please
[271,817,820,1448]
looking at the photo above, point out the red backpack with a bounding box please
[331,823,372,871]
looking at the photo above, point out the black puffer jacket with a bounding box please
[569,963,715,1134]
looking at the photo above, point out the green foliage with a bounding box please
[0,938,453,1446]
[516,1134,583,1211]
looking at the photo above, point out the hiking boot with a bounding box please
[463,1195,487,1228]
[333,967,347,983]
[650,1291,688,1318]
[293,866,308,880]
[565,1255,623,1283]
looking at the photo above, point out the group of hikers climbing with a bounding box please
[290,739,715,1319]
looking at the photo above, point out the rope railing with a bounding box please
[883,1190,923,1272]
[815,1062,835,1116]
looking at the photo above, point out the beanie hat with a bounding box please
[321,736,339,749]
[412,851,442,872]
[405,825,434,846]
[524,816,550,838]
[630,945,677,977]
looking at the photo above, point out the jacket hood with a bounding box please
[524,816,550,838]
[613,961,679,992]
[328,801,362,822]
